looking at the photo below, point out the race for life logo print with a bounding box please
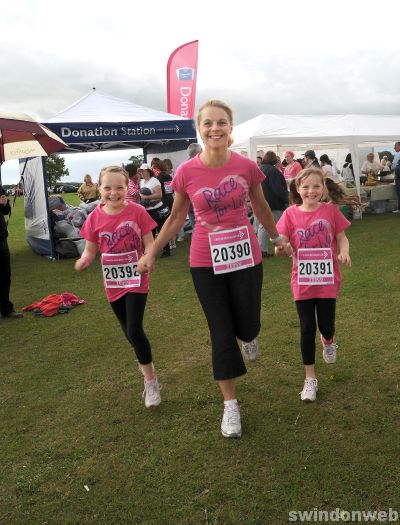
[99,221,143,254]
[193,174,249,230]
[295,219,333,249]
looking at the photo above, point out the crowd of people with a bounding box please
[4,102,400,440]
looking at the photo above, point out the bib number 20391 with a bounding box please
[209,226,254,274]
[297,248,334,285]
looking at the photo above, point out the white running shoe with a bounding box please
[320,335,337,364]
[242,339,259,361]
[300,378,318,402]
[221,403,242,438]
[142,377,161,408]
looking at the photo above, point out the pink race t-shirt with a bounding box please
[283,161,302,182]
[276,203,350,301]
[80,201,157,302]
[171,151,265,267]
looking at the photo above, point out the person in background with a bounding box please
[77,174,100,203]
[138,100,284,439]
[275,155,285,175]
[75,166,161,407]
[158,160,174,211]
[256,151,289,257]
[257,156,263,167]
[150,158,162,177]
[360,152,381,185]
[0,186,23,319]
[380,155,391,178]
[341,153,355,183]
[125,163,141,204]
[138,164,171,259]
[177,143,202,242]
[319,154,341,184]
[283,151,302,188]
[392,141,400,213]
[162,158,174,178]
[303,150,320,169]
[276,168,352,403]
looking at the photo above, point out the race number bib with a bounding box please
[209,226,254,274]
[297,248,334,286]
[164,182,174,194]
[101,251,141,288]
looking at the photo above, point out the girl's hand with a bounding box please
[275,242,292,257]
[338,253,352,267]
[75,256,92,272]
[137,253,156,274]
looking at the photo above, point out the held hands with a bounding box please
[338,252,352,267]
[275,242,292,257]
[137,253,156,274]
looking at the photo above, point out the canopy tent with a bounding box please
[231,114,400,195]
[43,89,196,155]
[22,89,197,258]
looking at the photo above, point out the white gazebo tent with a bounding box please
[231,114,400,195]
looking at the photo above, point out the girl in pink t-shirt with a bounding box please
[138,100,284,439]
[75,165,161,408]
[276,168,352,403]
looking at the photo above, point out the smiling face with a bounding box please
[99,170,128,211]
[197,106,233,151]
[297,173,325,209]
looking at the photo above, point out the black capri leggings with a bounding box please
[295,298,336,365]
[190,263,263,381]
[110,292,152,365]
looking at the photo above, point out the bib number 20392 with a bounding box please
[101,251,141,288]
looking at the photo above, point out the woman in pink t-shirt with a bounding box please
[276,168,352,403]
[283,151,302,188]
[138,100,284,439]
[75,165,161,408]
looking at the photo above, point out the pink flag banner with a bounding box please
[167,40,198,119]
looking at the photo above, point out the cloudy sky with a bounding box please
[1,0,400,184]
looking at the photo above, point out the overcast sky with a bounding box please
[1,0,400,184]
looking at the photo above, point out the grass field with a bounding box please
[1,196,400,524]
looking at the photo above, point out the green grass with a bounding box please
[1,197,400,524]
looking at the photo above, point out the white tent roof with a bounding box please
[232,114,400,196]
[44,89,190,124]
[232,114,400,149]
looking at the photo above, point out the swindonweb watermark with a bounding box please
[288,508,399,522]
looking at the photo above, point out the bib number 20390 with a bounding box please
[212,241,251,264]
[209,226,254,274]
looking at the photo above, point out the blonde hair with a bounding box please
[197,99,233,126]
[98,165,129,186]
[290,168,363,210]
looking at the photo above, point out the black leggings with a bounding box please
[191,263,263,381]
[110,292,152,365]
[295,298,336,365]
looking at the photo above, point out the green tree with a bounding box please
[127,154,144,168]
[45,154,69,189]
